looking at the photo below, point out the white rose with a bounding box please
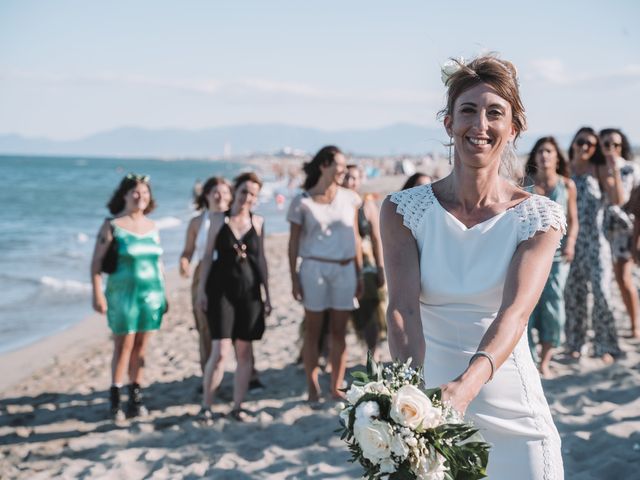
[440,56,464,85]
[390,433,410,460]
[390,385,442,430]
[355,401,380,426]
[345,384,365,404]
[364,381,391,396]
[354,419,393,464]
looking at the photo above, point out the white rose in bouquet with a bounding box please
[355,400,380,426]
[364,381,391,396]
[354,419,393,464]
[346,384,366,404]
[390,384,442,430]
[379,457,397,474]
[440,56,464,86]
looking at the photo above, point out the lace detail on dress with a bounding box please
[514,195,567,244]
[388,184,435,237]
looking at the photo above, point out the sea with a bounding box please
[0,155,295,354]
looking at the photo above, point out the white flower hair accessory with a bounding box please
[440,56,465,86]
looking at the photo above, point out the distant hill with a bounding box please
[0,123,571,157]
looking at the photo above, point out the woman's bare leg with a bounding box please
[328,309,350,399]
[614,258,640,338]
[302,310,325,402]
[202,339,232,407]
[232,340,253,411]
[112,334,135,385]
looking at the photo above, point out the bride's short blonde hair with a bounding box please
[438,54,527,145]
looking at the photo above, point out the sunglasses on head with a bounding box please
[575,138,596,148]
[126,173,150,183]
[603,141,622,149]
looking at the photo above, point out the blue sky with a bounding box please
[1,0,639,143]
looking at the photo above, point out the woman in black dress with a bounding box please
[196,172,271,421]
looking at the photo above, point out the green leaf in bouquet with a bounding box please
[424,387,442,402]
[351,371,370,383]
[388,461,416,479]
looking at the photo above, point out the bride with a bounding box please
[380,55,565,479]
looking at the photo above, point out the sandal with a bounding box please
[198,406,214,425]
[229,408,251,422]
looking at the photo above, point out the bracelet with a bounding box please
[469,351,495,384]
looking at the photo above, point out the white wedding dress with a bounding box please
[390,184,565,480]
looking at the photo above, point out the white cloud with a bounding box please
[0,68,438,105]
[526,59,640,87]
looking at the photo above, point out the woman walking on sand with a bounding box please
[196,172,271,422]
[288,146,363,404]
[564,127,623,362]
[179,177,232,372]
[524,137,578,377]
[90,174,167,421]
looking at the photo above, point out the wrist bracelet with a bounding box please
[469,351,495,383]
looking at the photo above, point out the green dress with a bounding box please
[525,181,569,356]
[106,224,166,335]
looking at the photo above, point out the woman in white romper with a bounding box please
[381,55,565,479]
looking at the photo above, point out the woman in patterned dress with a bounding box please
[564,127,623,362]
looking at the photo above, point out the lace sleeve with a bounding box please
[515,195,567,244]
[388,184,435,238]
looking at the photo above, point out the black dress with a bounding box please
[206,212,265,341]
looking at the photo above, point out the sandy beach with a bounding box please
[1,190,639,479]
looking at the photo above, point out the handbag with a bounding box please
[101,220,118,274]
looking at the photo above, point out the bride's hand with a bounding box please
[439,378,481,416]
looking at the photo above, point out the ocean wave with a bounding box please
[40,276,92,294]
[155,216,182,230]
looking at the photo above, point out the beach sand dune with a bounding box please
[1,233,638,479]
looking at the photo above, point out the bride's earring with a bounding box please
[448,136,453,165]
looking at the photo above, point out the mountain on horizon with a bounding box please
[0,123,561,158]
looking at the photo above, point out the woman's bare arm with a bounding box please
[364,197,385,286]
[254,216,271,315]
[288,222,303,301]
[563,178,578,262]
[379,197,424,366]
[441,226,562,413]
[90,220,113,314]
[179,215,202,277]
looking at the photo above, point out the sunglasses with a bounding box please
[575,138,596,148]
[126,173,150,183]
[603,141,622,149]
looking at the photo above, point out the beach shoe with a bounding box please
[248,378,265,392]
[126,383,149,418]
[109,386,126,422]
[229,408,252,422]
[198,406,214,425]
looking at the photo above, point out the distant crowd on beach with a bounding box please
[90,126,638,421]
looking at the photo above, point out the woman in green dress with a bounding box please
[90,174,167,420]
[524,137,578,377]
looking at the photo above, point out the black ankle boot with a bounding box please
[109,386,125,421]
[126,383,148,418]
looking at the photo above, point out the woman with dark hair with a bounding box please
[90,173,167,421]
[600,128,640,338]
[179,177,232,372]
[287,146,363,403]
[196,172,271,422]
[401,172,432,190]
[524,137,578,377]
[564,127,623,362]
[381,55,564,477]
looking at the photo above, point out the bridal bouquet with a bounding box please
[337,355,489,480]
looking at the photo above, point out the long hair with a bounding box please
[600,128,633,161]
[525,136,569,177]
[303,145,342,190]
[195,176,231,210]
[107,174,156,215]
[568,126,606,166]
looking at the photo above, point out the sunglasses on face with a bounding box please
[575,138,596,148]
[603,141,622,149]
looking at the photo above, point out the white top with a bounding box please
[287,186,362,260]
[192,212,210,264]
[389,183,566,480]
[616,156,640,203]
